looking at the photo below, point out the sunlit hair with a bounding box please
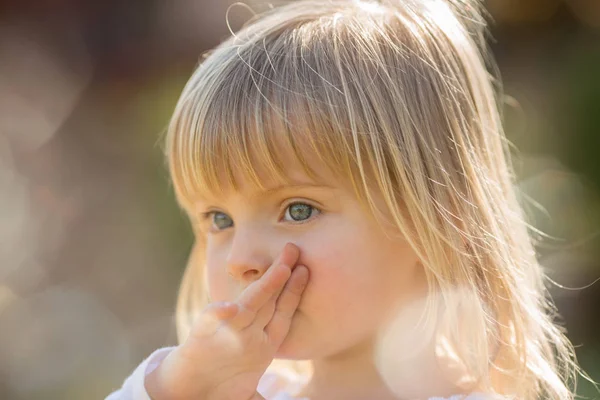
[165,0,580,398]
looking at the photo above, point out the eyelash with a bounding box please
[199,200,322,233]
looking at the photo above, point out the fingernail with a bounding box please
[296,265,309,283]
[280,243,299,263]
[295,264,308,274]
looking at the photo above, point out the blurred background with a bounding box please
[0,0,599,399]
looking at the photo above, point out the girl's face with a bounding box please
[193,156,427,360]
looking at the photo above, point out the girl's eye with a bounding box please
[209,211,233,230]
[283,202,320,222]
[202,203,319,232]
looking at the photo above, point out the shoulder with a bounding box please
[429,394,509,400]
[257,370,505,400]
[105,346,177,400]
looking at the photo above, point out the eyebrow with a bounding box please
[260,183,334,194]
[193,183,335,206]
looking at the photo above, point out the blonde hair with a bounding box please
[165,0,580,398]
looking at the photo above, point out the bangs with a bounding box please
[165,0,475,234]
[166,28,360,209]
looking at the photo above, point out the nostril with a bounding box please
[243,269,261,281]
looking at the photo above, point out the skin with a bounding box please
[145,241,309,400]
[189,154,431,399]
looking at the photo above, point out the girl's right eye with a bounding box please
[204,211,233,231]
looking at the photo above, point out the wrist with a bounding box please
[144,364,167,400]
[143,350,209,400]
[143,348,178,400]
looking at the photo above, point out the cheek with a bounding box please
[296,230,378,312]
[296,227,423,323]
[205,254,231,303]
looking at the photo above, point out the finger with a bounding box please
[265,265,309,341]
[254,292,278,328]
[254,267,294,328]
[255,260,300,328]
[228,265,290,330]
[237,243,300,316]
[190,301,239,337]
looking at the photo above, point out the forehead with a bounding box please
[197,142,338,203]
[167,52,367,212]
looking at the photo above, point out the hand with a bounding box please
[145,243,309,400]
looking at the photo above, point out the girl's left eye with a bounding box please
[283,202,320,222]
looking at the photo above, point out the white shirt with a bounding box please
[105,347,499,400]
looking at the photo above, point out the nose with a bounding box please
[225,229,274,284]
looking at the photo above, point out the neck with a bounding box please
[296,340,400,400]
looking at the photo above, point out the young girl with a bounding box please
[107,0,582,399]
